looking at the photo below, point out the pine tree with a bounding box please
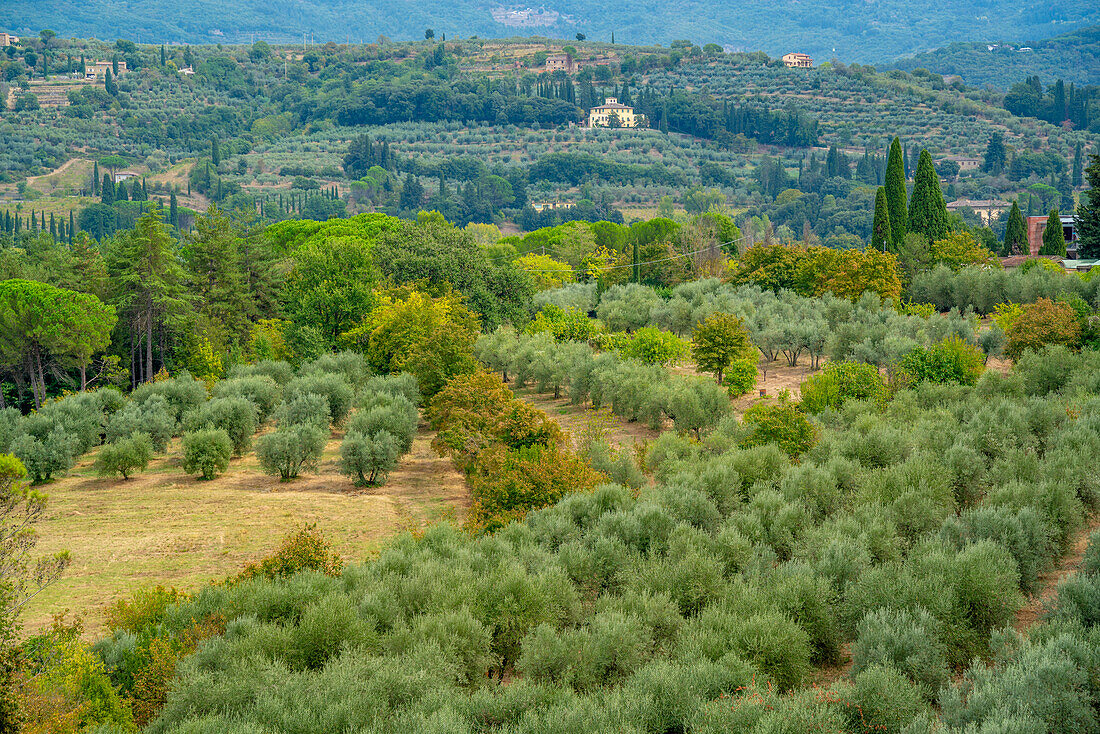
[908,149,948,242]
[1076,154,1100,259]
[871,187,891,252]
[1038,209,1066,256]
[1003,201,1028,256]
[884,137,908,250]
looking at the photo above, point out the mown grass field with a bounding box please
[25,422,468,637]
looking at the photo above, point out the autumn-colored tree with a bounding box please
[514,253,576,290]
[818,248,903,302]
[361,290,480,398]
[929,231,998,271]
[691,313,754,384]
[1004,298,1082,360]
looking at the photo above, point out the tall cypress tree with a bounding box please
[92,161,100,195]
[871,187,891,252]
[169,192,179,228]
[1003,201,1028,256]
[102,174,115,205]
[1076,154,1100,259]
[908,149,948,242]
[69,210,75,243]
[1072,141,1084,188]
[1038,209,1066,256]
[884,137,908,250]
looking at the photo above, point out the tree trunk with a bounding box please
[80,364,87,392]
[146,304,154,384]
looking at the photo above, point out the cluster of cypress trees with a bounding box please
[871,137,948,252]
[0,209,76,242]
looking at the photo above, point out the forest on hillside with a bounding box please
[892,24,1100,88]
[3,0,1100,63]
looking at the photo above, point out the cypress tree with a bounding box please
[49,213,57,240]
[1072,141,1084,188]
[93,161,100,195]
[102,174,115,205]
[169,192,179,228]
[884,137,908,249]
[908,149,948,242]
[211,138,221,166]
[160,44,166,66]
[69,210,75,243]
[871,188,891,252]
[1003,201,1028,256]
[1038,209,1066,256]
[1076,154,1100,259]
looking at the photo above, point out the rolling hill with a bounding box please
[2,0,1100,64]
[891,24,1100,88]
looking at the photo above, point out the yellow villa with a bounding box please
[588,97,638,128]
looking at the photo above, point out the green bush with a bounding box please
[800,361,887,414]
[0,407,19,454]
[724,357,758,397]
[105,396,174,453]
[181,428,233,480]
[899,336,985,386]
[346,403,417,454]
[668,377,729,438]
[621,327,689,366]
[182,397,259,456]
[284,373,354,426]
[851,607,949,697]
[363,372,422,406]
[230,359,295,385]
[339,430,399,486]
[213,375,282,421]
[95,433,154,480]
[10,428,77,483]
[274,393,331,428]
[255,424,327,481]
[740,401,818,458]
[845,664,930,734]
[131,375,208,424]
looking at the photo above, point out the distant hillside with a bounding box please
[3,0,1100,64]
[891,24,1100,88]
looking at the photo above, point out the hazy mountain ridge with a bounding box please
[891,24,1100,88]
[2,0,1099,64]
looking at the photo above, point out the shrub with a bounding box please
[212,375,282,421]
[346,403,417,454]
[230,359,294,385]
[95,433,154,480]
[131,376,208,424]
[363,372,422,407]
[274,393,331,428]
[1004,298,1082,361]
[301,350,371,391]
[898,336,985,386]
[621,327,689,366]
[233,523,343,582]
[105,397,175,453]
[181,397,258,456]
[181,428,232,480]
[851,607,949,696]
[800,361,887,414]
[283,373,353,426]
[691,313,754,385]
[0,407,19,454]
[339,430,399,486]
[846,664,930,733]
[724,358,758,397]
[10,429,77,483]
[723,611,813,691]
[255,424,327,481]
[668,377,729,438]
[741,401,818,458]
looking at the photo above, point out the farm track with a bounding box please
[1014,516,1100,633]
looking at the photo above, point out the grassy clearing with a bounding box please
[25,423,468,637]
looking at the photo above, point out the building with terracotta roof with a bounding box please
[588,97,637,127]
[782,52,813,68]
[945,198,1010,226]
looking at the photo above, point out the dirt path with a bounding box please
[26,157,85,186]
[513,387,661,452]
[1014,516,1100,632]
